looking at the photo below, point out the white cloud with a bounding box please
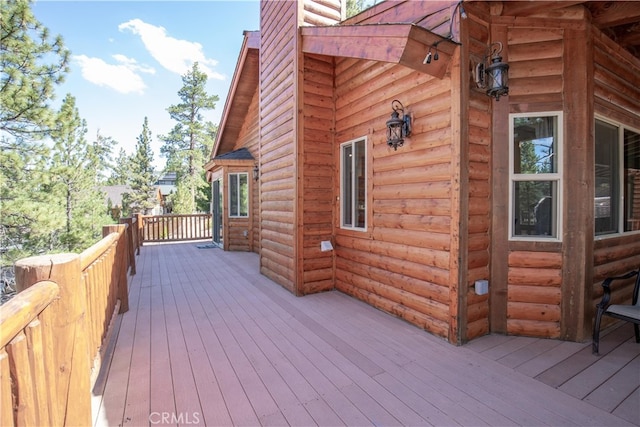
[74,54,155,94]
[118,18,224,80]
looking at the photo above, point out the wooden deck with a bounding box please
[92,242,639,426]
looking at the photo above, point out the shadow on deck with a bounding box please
[92,242,639,426]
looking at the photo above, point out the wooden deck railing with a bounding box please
[141,213,212,243]
[0,220,138,426]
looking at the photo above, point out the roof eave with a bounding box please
[210,30,260,161]
[301,23,459,78]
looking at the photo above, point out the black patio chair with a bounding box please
[592,268,640,355]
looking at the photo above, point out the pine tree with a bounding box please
[1,0,70,137]
[1,0,69,263]
[108,147,132,185]
[49,94,110,251]
[128,117,157,214]
[160,62,218,213]
[91,131,117,184]
[0,138,62,259]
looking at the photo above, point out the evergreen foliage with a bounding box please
[49,94,111,251]
[108,148,132,185]
[1,0,71,263]
[0,138,62,258]
[346,0,377,18]
[127,117,157,214]
[1,0,70,137]
[160,62,218,213]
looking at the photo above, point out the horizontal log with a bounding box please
[373,213,450,234]
[337,268,450,322]
[508,251,563,268]
[372,227,451,252]
[467,319,489,341]
[593,256,640,282]
[508,285,562,305]
[336,281,450,339]
[336,234,450,270]
[260,265,295,294]
[336,246,451,288]
[509,75,563,97]
[299,279,334,295]
[80,232,119,271]
[336,256,450,304]
[372,198,451,216]
[510,57,563,79]
[593,239,640,266]
[506,319,560,338]
[508,39,563,62]
[467,303,490,326]
[302,265,333,282]
[508,267,562,287]
[508,27,563,45]
[507,301,560,322]
[373,180,451,200]
[0,281,59,348]
[372,144,452,173]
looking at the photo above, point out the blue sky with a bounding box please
[32,1,261,171]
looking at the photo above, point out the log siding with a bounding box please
[332,55,455,340]
[260,0,298,292]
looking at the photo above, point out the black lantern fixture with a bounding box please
[252,164,259,181]
[386,100,412,151]
[475,42,509,101]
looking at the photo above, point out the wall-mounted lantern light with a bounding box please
[253,164,259,181]
[386,100,412,151]
[475,42,509,101]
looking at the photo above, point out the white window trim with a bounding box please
[228,172,249,218]
[594,115,640,239]
[340,136,367,232]
[508,111,564,242]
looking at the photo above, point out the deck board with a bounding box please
[94,243,638,426]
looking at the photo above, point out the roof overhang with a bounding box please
[209,30,260,161]
[301,23,459,78]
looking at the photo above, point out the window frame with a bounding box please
[228,172,249,218]
[508,111,564,242]
[594,116,640,238]
[340,137,367,232]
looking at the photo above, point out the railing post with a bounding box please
[120,217,137,275]
[136,212,144,248]
[14,254,91,426]
[104,224,130,313]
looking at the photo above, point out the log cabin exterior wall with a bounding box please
[299,53,336,294]
[211,0,639,345]
[260,0,342,294]
[464,12,492,341]
[591,28,640,329]
[332,57,456,340]
[259,0,298,292]
[504,23,566,338]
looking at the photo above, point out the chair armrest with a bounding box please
[596,269,639,310]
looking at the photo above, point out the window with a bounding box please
[510,113,562,240]
[595,119,640,235]
[341,138,366,230]
[228,173,248,217]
